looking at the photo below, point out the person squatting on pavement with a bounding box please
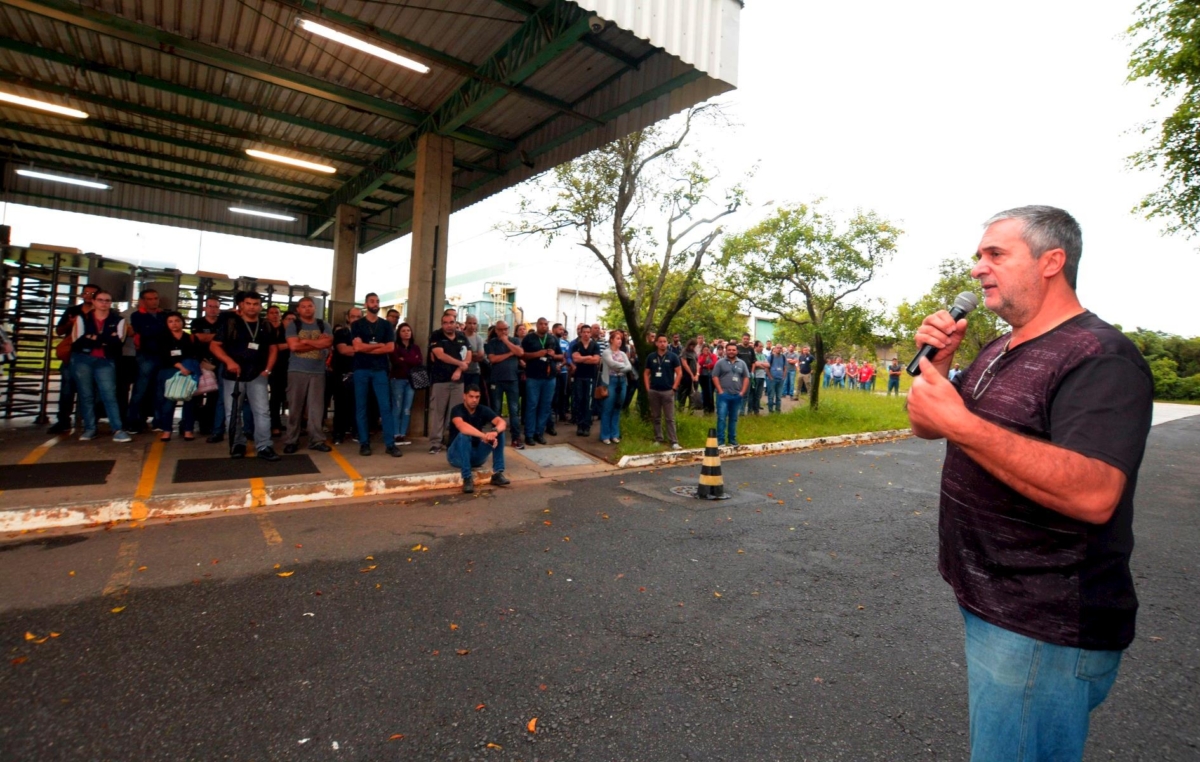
[447,384,510,494]
[906,206,1154,762]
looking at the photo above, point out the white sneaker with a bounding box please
[612,437,620,443]
[600,439,611,445]
[671,443,683,451]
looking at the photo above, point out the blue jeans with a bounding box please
[887,376,901,395]
[447,432,505,480]
[832,375,845,388]
[354,369,395,445]
[765,377,784,412]
[599,375,626,440]
[489,379,521,441]
[71,353,124,433]
[126,353,158,427]
[716,392,741,445]
[524,377,555,439]
[155,368,196,433]
[56,357,76,426]
[391,378,415,437]
[222,374,270,450]
[961,607,1121,762]
[783,369,796,397]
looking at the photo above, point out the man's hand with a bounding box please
[907,357,971,440]
[225,361,241,376]
[914,310,969,375]
[483,431,498,446]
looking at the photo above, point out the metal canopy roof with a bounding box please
[0,0,739,252]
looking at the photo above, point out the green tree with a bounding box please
[506,105,746,368]
[716,201,902,410]
[890,257,1008,366]
[1127,0,1200,236]
[598,263,745,344]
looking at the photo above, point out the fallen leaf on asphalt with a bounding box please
[543,520,552,526]
[806,497,812,502]
[365,556,374,561]
[137,566,147,572]
[450,623,459,631]
[295,544,303,548]
[110,606,125,614]
[813,677,824,684]
[24,632,37,641]
[539,684,548,690]
[737,549,745,554]
[1149,636,1163,642]
[432,650,440,655]
[31,636,50,644]
[475,703,485,711]
[547,570,553,575]
[601,513,610,520]
[211,559,219,564]
[486,743,502,749]
[913,511,921,516]
[638,587,646,592]
[375,584,381,589]
[388,734,404,741]
[277,571,295,577]
[767,493,774,498]
[857,605,865,610]
[68,571,75,577]
[359,566,377,573]
[615,573,624,579]
[713,592,722,598]
[562,536,570,542]
[456,649,470,656]
[273,563,281,569]
[11,657,27,665]
[526,717,539,734]
[543,509,551,513]
[50,632,60,638]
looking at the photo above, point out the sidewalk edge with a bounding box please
[614,428,915,469]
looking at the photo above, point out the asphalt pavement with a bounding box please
[1,417,1197,761]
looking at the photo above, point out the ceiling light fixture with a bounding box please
[229,206,297,222]
[16,169,109,190]
[297,19,430,74]
[245,149,336,174]
[0,91,88,119]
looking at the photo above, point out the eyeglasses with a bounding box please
[93,298,112,303]
[972,340,1011,400]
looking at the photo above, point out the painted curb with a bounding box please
[614,428,914,469]
[0,467,493,533]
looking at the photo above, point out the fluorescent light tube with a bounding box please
[0,91,88,119]
[229,207,297,222]
[16,169,109,190]
[298,19,430,73]
[245,148,336,174]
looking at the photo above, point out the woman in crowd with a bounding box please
[622,330,639,411]
[514,322,528,429]
[679,339,699,410]
[155,310,201,441]
[698,342,718,413]
[599,330,634,445]
[69,289,132,442]
[389,322,422,446]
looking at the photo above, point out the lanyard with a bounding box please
[243,318,260,345]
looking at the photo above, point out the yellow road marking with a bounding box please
[248,478,282,546]
[130,440,166,521]
[102,538,139,597]
[18,434,66,465]
[326,444,366,497]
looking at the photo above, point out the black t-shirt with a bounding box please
[331,325,354,375]
[447,403,500,447]
[798,353,815,374]
[521,331,559,380]
[58,303,89,334]
[429,330,470,383]
[158,332,200,369]
[736,344,756,371]
[484,337,520,383]
[644,351,682,391]
[190,316,221,362]
[569,338,601,380]
[350,317,395,372]
[939,311,1154,651]
[271,322,290,374]
[216,317,272,381]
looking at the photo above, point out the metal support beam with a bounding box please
[0,36,395,151]
[491,0,643,69]
[0,0,515,153]
[308,0,592,232]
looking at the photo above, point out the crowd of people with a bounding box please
[47,285,905,483]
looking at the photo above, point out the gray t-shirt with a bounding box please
[712,357,749,395]
[754,352,768,379]
[465,332,485,374]
[285,319,332,374]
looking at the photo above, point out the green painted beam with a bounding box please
[0,70,371,168]
[491,0,642,69]
[308,0,591,232]
[5,190,323,244]
[1,0,515,153]
[0,36,396,150]
[8,158,315,220]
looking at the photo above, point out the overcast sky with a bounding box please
[4,0,1197,336]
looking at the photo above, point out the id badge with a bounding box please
[170,349,182,356]
[248,342,260,350]
[655,371,663,378]
[370,339,378,344]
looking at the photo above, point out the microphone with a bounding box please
[906,291,979,376]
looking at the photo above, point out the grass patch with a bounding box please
[614,387,911,457]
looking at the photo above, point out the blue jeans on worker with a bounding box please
[447,432,505,480]
[390,377,415,438]
[599,375,627,441]
[572,376,595,432]
[783,369,796,398]
[222,374,270,451]
[961,606,1121,762]
[56,357,77,426]
[489,379,521,441]
[716,392,741,446]
[154,367,197,433]
[126,353,158,429]
[887,376,900,395]
[765,377,784,412]
[71,353,124,434]
[524,377,555,440]
[354,368,395,445]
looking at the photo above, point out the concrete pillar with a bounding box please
[329,203,361,323]
[406,133,454,437]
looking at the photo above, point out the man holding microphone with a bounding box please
[906,206,1153,762]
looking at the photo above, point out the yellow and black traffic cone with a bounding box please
[697,428,726,500]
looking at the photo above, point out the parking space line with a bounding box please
[326,444,366,497]
[130,440,166,522]
[18,434,66,465]
[247,478,282,546]
[102,538,139,598]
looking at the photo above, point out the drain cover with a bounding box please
[670,485,731,500]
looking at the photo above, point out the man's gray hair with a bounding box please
[984,205,1082,289]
